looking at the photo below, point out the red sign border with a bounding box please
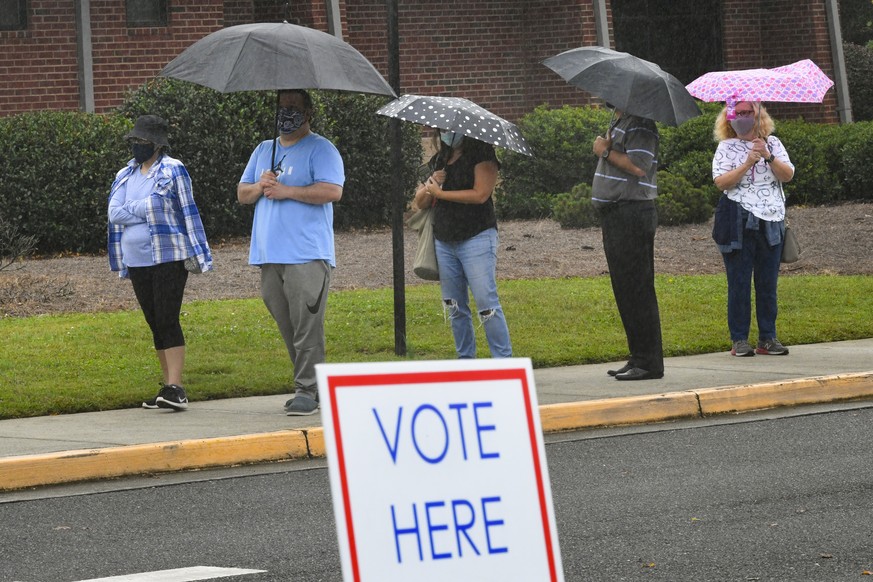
[326,367,558,582]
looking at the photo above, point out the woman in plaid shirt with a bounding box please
[108,115,212,411]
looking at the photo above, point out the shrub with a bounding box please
[654,171,712,226]
[0,112,132,254]
[0,215,37,270]
[658,103,721,169]
[777,121,848,206]
[117,79,274,239]
[839,121,873,201]
[496,105,612,219]
[312,92,423,230]
[549,172,711,229]
[118,79,422,236]
[551,183,598,228]
[844,42,873,121]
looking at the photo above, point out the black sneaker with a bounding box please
[142,383,165,409]
[156,384,189,411]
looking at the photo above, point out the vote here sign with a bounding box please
[316,358,564,582]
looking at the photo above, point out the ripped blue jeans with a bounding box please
[435,227,512,358]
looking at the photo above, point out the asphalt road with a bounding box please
[2,406,871,582]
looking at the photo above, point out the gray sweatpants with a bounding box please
[260,261,331,398]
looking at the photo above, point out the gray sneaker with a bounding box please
[756,338,789,355]
[285,393,319,416]
[731,340,755,357]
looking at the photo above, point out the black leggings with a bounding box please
[128,261,188,350]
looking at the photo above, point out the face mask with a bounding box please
[131,143,156,164]
[277,107,306,135]
[440,130,464,148]
[730,116,756,137]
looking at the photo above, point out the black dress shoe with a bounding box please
[607,363,634,377]
[614,367,664,381]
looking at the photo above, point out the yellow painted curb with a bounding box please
[697,372,873,415]
[0,429,311,491]
[540,392,700,432]
[306,427,326,458]
[2,372,871,492]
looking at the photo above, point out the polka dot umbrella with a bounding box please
[376,94,533,156]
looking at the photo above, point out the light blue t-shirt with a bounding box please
[108,168,155,267]
[240,133,344,266]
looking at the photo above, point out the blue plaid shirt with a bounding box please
[108,155,212,278]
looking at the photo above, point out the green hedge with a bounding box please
[499,103,873,225]
[118,79,423,237]
[0,80,422,254]
[0,112,132,253]
[844,41,873,122]
[495,105,612,219]
[550,172,712,229]
[3,94,873,253]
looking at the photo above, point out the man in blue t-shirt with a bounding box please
[238,89,345,416]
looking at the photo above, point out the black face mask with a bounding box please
[277,107,306,135]
[131,143,156,164]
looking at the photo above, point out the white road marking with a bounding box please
[74,566,266,581]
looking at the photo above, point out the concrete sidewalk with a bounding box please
[1,339,872,491]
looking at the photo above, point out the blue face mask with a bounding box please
[277,108,306,135]
[440,130,464,148]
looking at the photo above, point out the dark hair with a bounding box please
[431,132,497,170]
[277,89,313,111]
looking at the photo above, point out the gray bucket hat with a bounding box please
[125,115,170,147]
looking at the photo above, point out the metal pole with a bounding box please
[824,0,853,123]
[387,0,407,355]
[593,0,610,48]
[325,0,342,39]
[74,0,95,113]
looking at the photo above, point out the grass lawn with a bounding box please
[1,274,871,419]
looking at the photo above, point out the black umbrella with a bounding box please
[159,21,396,173]
[159,21,395,97]
[542,46,701,126]
[376,94,533,156]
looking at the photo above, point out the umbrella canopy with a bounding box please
[542,46,701,126]
[159,21,395,96]
[685,59,834,105]
[375,94,533,156]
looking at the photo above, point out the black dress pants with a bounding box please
[598,200,664,374]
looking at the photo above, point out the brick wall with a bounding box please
[344,0,600,122]
[722,0,837,123]
[89,0,224,112]
[0,0,225,114]
[0,0,841,123]
[0,1,81,114]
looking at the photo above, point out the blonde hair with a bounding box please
[713,101,776,141]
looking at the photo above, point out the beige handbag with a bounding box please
[405,206,440,281]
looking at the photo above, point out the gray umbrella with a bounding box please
[376,94,533,156]
[159,21,395,171]
[159,21,395,97]
[542,46,701,126]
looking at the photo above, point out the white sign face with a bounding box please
[316,358,563,582]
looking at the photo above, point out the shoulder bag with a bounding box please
[405,204,440,281]
[778,179,801,264]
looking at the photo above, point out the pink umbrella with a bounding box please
[686,59,834,115]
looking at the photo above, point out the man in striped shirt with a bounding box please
[591,109,664,381]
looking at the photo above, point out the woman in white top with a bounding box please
[711,101,795,358]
